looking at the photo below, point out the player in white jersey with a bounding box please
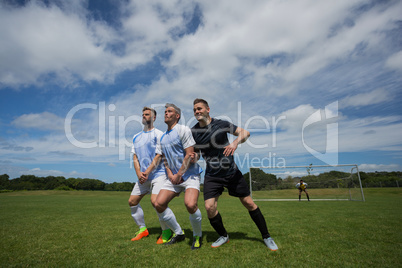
[154,103,203,250]
[129,107,179,244]
[296,179,310,201]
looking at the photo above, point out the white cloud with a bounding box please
[341,88,391,108]
[0,164,96,179]
[0,2,118,87]
[358,164,400,172]
[11,112,65,131]
[385,50,402,72]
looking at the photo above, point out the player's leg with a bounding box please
[239,195,278,250]
[229,169,278,251]
[240,195,268,236]
[204,175,229,247]
[183,176,203,249]
[205,196,229,247]
[240,195,269,238]
[150,176,172,244]
[305,189,310,201]
[155,188,185,245]
[129,182,150,241]
[299,189,302,201]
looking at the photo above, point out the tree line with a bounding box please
[0,174,134,191]
[244,169,402,190]
[1,169,401,192]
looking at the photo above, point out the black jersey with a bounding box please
[191,118,238,177]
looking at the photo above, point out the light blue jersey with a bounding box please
[157,124,202,181]
[131,128,165,180]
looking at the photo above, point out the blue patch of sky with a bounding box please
[105,41,126,57]
[255,53,294,68]
[351,0,394,16]
[327,0,396,39]
[169,4,203,40]
[1,49,170,121]
[87,0,127,29]
[339,151,401,167]
[105,50,171,93]
[295,42,402,116]
[1,0,29,7]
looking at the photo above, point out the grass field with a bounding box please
[0,188,401,267]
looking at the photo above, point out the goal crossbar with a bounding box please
[249,164,365,202]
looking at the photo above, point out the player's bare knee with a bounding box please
[154,200,167,213]
[128,198,139,207]
[204,203,216,216]
[185,202,197,214]
[241,198,257,211]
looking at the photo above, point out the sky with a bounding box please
[0,0,401,183]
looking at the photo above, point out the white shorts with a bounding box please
[130,175,167,196]
[161,174,201,194]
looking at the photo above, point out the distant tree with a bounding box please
[244,169,277,191]
[0,174,10,189]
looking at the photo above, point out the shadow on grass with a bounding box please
[145,227,263,246]
[181,229,262,246]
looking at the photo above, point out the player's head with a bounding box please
[164,103,181,124]
[193,98,210,122]
[142,107,156,125]
[300,179,303,183]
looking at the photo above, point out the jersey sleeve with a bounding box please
[131,133,138,155]
[296,183,300,188]
[179,125,196,149]
[131,144,136,155]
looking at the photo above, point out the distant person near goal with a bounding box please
[296,179,310,201]
[190,98,278,251]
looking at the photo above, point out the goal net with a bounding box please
[247,164,365,201]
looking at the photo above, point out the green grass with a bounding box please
[251,187,364,200]
[0,189,401,267]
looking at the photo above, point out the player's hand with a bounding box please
[190,152,198,163]
[170,174,183,185]
[223,143,238,156]
[139,172,148,184]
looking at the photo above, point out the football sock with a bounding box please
[157,207,183,235]
[189,208,202,237]
[130,204,146,229]
[249,207,270,239]
[306,194,310,201]
[155,208,169,231]
[209,212,227,237]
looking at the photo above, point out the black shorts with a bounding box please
[203,169,250,200]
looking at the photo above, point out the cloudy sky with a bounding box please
[1,0,401,183]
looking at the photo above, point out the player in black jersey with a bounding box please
[191,98,278,251]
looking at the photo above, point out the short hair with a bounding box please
[165,103,181,121]
[193,98,209,107]
[143,107,157,117]
[300,179,303,182]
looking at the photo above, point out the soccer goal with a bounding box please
[248,164,365,201]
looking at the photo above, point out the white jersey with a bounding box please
[131,128,165,181]
[157,124,202,181]
[296,182,307,190]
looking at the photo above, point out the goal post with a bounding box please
[248,164,365,202]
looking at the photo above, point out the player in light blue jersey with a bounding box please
[154,103,203,250]
[129,107,179,245]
